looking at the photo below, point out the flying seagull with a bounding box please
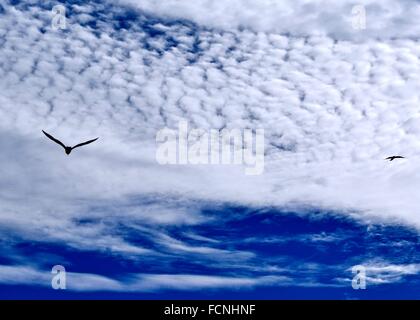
[42,130,98,155]
[385,156,405,161]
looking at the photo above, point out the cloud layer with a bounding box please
[120,0,420,39]
[0,0,419,295]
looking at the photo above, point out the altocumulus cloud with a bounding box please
[120,0,420,39]
[0,0,419,295]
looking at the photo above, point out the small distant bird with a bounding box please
[385,156,405,161]
[42,130,98,155]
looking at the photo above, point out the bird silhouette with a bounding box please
[42,130,98,155]
[385,156,405,161]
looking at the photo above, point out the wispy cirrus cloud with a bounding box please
[0,264,287,291]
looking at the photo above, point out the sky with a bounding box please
[0,0,419,299]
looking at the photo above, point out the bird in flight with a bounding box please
[385,156,405,161]
[42,130,98,155]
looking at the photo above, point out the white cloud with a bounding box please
[339,262,420,285]
[0,264,286,291]
[0,2,420,251]
[0,0,419,291]
[118,0,420,39]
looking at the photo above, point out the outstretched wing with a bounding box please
[72,137,99,149]
[385,156,405,161]
[42,130,66,149]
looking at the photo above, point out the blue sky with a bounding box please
[1,204,419,299]
[0,0,419,299]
